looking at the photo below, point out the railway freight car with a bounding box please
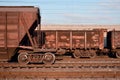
[107,30,120,58]
[0,6,49,64]
[37,29,106,58]
[0,6,119,65]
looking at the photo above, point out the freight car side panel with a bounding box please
[0,7,39,61]
[0,12,6,48]
[86,31,99,49]
[41,31,71,49]
[7,12,19,47]
[0,12,8,59]
[72,31,85,49]
[72,30,104,49]
[41,31,56,49]
[57,31,70,48]
[19,12,38,43]
[40,30,104,50]
[111,31,120,49]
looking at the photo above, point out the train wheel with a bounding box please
[73,50,81,58]
[89,50,96,58]
[18,52,29,65]
[116,51,120,58]
[43,52,55,64]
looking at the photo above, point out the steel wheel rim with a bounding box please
[116,51,120,58]
[89,50,96,58]
[73,50,81,58]
[43,53,55,64]
[18,52,29,64]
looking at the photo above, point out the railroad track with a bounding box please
[0,63,120,72]
[0,58,120,79]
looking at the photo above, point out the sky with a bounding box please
[0,0,120,25]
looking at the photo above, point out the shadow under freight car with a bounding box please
[9,53,19,62]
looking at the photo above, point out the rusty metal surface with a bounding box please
[72,31,85,49]
[111,31,120,49]
[57,31,70,48]
[40,31,56,49]
[40,30,104,50]
[0,6,40,61]
[0,6,38,12]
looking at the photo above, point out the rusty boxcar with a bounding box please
[108,30,120,58]
[0,6,41,62]
[38,29,105,58]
